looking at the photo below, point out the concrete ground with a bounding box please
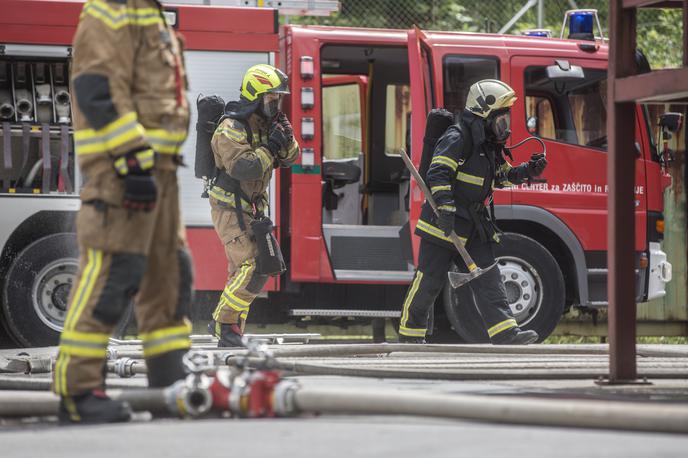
[1,342,688,457]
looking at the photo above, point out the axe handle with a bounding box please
[399,148,478,273]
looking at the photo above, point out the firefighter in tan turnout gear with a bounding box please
[207,64,299,347]
[52,0,193,423]
[399,80,547,345]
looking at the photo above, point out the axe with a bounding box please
[399,148,496,288]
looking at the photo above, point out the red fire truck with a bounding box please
[0,1,673,347]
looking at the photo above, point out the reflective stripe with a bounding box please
[82,0,163,30]
[63,249,103,331]
[487,318,518,338]
[430,185,452,194]
[255,147,275,171]
[208,187,253,213]
[220,262,254,312]
[456,171,484,186]
[141,322,192,358]
[400,271,423,328]
[61,330,110,344]
[416,219,466,244]
[437,204,456,212]
[430,155,458,171]
[146,129,187,155]
[399,325,427,337]
[58,344,108,358]
[218,126,247,143]
[74,112,145,155]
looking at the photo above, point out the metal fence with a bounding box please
[287,0,684,69]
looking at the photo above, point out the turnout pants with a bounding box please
[210,202,269,330]
[399,237,519,343]
[53,168,194,396]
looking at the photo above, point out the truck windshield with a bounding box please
[524,67,607,150]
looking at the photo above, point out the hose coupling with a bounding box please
[113,358,137,378]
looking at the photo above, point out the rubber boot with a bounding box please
[58,390,132,425]
[146,348,188,388]
[208,320,245,348]
[493,328,539,345]
[398,335,426,344]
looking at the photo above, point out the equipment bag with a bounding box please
[194,94,226,179]
[251,217,286,276]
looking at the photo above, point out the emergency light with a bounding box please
[301,117,315,140]
[300,56,314,80]
[560,9,604,42]
[301,147,315,167]
[301,87,314,109]
[523,29,552,38]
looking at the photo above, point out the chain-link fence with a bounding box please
[288,0,684,69]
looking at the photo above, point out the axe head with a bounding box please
[447,262,497,288]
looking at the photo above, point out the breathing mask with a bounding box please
[486,109,511,143]
[260,93,283,120]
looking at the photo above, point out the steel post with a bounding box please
[607,0,638,382]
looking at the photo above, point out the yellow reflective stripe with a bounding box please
[399,326,427,337]
[61,330,110,344]
[255,147,275,171]
[221,262,255,311]
[75,112,145,155]
[62,396,81,422]
[82,0,163,30]
[140,322,192,343]
[416,220,467,244]
[218,126,247,143]
[456,171,484,186]
[487,318,518,338]
[63,249,103,331]
[135,149,155,170]
[143,338,191,358]
[59,344,108,358]
[430,185,452,193]
[400,271,423,327]
[430,155,458,171]
[437,204,456,212]
[208,187,253,212]
[147,129,187,154]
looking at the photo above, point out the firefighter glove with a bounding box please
[527,153,547,178]
[276,112,294,142]
[114,148,157,212]
[437,207,456,236]
[266,123,290,159]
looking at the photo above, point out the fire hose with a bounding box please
[1,345,688,434]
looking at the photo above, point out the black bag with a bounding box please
[418,108,454,182]
[251,217,286,276]
[194,94,226,179]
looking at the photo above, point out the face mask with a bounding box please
[260,94,282,120]
[487,111,511,143]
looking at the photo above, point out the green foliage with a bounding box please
[287,1,683,69]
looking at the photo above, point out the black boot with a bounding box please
[398,335,426,344]
[493,328,539,345]
[146,348,188,388]
[58,390,132,425]
[208,320,245,348]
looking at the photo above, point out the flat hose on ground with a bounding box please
[289,386,688,434]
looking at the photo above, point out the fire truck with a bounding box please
[0,1,673,347]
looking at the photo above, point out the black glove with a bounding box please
[113,148,157,212]
[436,208,456,236]
[276,112,294,142]
[266,123,290,158]
[527,153,547,178]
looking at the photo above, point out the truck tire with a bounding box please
[443,232,565,343]
[2,233,78,347]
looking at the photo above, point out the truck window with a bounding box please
[443,55,500,114]
[524,67,607,149]
[322,83,362,161]
[384,84,411,157]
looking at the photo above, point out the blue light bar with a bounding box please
[569,11,594,38]
[524,29,552,38]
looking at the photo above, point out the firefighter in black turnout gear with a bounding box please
[399,80,547,344]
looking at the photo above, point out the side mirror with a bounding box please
[659,112,683,134]
[546,60,585,82]
[527,116,538,134]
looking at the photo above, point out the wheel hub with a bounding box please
[497,257,543,325]
[32,259,78,332]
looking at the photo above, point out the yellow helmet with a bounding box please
[240,64,290,102]
[466,79,517,118]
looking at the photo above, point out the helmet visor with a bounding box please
[490,111,511,142]
[261,93,284,119]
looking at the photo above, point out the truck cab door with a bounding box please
[406,28,435,261]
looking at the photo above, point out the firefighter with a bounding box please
[52,0,193,423]
[207,64,299,347]
[399,79,547,345]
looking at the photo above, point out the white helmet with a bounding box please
[466,79,517,119]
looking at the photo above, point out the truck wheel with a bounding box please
[2,233,78,347]
[443,232,565,343]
